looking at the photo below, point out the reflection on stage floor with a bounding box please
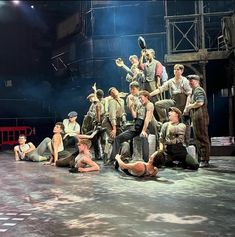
[0,151,234,237]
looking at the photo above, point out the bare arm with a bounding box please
[141,106,153,137]
[78,157,100,172]
[78,130,98,139]
[96,103,101,124]
[138,50,145,70]
[51,134,61,164]
[115,154,136,170]
[150,88,160,97]
[130,103,137,119]
[24,142,36,154]
[14,147,20,161]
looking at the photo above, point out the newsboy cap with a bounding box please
[68,111,78,117]
[187,74,200,81]
[169,107,182,118]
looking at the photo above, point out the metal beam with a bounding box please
[165,49,232,64]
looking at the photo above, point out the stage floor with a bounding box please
[0,151,234,237]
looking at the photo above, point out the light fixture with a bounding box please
[12,0,20,5]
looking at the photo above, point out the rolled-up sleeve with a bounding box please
[183,78,192,95]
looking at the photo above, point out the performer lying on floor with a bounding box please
[69,139,100,173]
[114,154,159,177]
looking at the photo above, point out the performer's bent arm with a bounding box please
[24,142,36,154]
[78,157,100,172]
[115,154,135,170]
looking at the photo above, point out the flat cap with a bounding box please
[187,74,200,81]
[68,111,78,117]
[108,87,117,95]
[169,107,182,118]
[129,81,140,89]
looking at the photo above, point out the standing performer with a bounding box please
[115,56,145,89]
[138,48,163,94]
[184,75,210,168]
[102,87,127,163]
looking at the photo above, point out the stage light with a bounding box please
[12,0,20,5]
[30,5,34,9]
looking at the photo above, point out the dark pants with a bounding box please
[109,119,149,162]
[191,107,210,162]
[63,136,78,149]
[164,143,199,170]
[56,150,79,168]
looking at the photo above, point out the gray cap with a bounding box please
[187,74,200,81]
[68,111,78,118]
[129,81,140,89]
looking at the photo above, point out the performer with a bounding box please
[138,48,163,94]
[101,87,127,163]
[42,122,72,166]
[115,153,159,177]
[108,90,154,164]
[69,139,100,173]
[126,81,159,139]
[153,107,199,170]
[150,64,192,123]
[115,56,145,89]
[63,111,80,149]
[184,74,210,168]
[14,134,48,162]
[81,93,104,134]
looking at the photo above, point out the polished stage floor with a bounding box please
[0,151,234,237]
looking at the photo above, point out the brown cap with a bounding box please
[187,74,200,81]
[169,107,182,118]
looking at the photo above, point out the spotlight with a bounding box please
[12,0,20,5]
[30,5,34,9]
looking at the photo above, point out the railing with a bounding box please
[0,116,57,146]
[0,126,34,145]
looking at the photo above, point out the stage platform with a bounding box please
[0,151,234,237]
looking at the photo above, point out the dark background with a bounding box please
[0,0,234,145]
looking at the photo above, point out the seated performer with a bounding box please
[44,122,71,166]
[150,64,192,123]
[115,154,159,177]
[108,90,154,165]
[14,134,47,162]
[154,107,199,170]
[63,111,80,149]
[69,139,100,173]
